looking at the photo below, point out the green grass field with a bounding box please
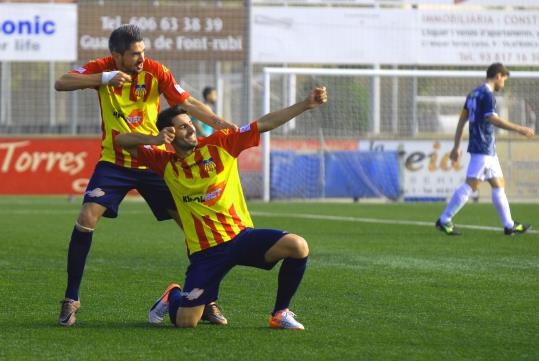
[1,197,538,361]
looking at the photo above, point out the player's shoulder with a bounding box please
[90,56,115,69]
[71,56,114,73]
[197,129,233,147]
[143,58,170,77]
[140,145,175,158]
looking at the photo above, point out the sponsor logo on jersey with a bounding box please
[239,124,251,133]
[126,109,144,129]
[182,182,226,206]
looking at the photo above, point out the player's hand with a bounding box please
[518,126,535,138]
[157,126,176,144]
[108,71,132,88]
[449,147,461,162]
[305,86,328,109]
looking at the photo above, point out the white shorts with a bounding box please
[466,154,504,181]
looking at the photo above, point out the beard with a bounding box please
[176,137,198,151]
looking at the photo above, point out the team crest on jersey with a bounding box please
[126,109,144,129]
[135,84,146,98]
[203,157,216,172]
[220,129,231,136]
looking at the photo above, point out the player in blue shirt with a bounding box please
[436,63,535,236]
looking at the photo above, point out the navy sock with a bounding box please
[273,257,308,315]
[168,287,182,325]
[64,227,93,301]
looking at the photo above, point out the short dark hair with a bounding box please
[202,86,216,100]
[157,106,188,131]
[109,24,143,54]
[486,63,510,79]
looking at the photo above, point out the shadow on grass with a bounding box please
[1,319,276,332]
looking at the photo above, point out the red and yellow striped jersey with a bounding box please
[71,57,190,169]
[136,122,260,255]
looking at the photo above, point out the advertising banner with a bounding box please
[253,0,537,5]
[78,4,245,61]
[0,138,101,195]
[252,7,539,65]
[359,139,470,199]
[0,4,77,61]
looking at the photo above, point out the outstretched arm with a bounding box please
[181,97,237,131]
[449,109,469,162]
[115,127,176,158]
[54,71,132,91]
[487,114,535,138]
[257,87,328,133]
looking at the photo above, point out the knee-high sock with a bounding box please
[273,257,308,315]
[440,183,473,224]
[65,227,93,301]
[492,187,514,229]
[168,287,182,325]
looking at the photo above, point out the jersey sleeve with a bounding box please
[150,59,191,106]
[135,145,173,177]
[70,57,114,75]
[483,92,497,117]
[201,121,260,158]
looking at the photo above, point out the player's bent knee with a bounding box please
[287,234,309,258]
[76,211,98,231]
[174,320,198,328]
[76,203,105,230]
[175,306,203,328]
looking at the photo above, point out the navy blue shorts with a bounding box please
[173,228,288,312]
[83,161,176,220]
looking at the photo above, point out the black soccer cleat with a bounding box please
[504,221,531,236]
[435,219,461,236]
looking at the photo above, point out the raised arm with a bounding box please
[115,127,175,158]
[54,71,132,91]
[487,114,535,138]
[180,96,237,131]
[257,87,328,133]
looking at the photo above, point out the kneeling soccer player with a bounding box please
[116,86,328,329]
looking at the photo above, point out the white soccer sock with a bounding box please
[440,183,472,224]
[491,187,514,229]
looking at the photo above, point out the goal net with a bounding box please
[257,67,539,202]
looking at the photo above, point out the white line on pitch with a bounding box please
[1,208,537,235]
[250,211,539,235]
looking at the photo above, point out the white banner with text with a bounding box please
[252,7,539,65]
[0,4,77,61]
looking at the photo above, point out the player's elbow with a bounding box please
[54,80,67,91]
[114,134,137,156]
[114,134,128,148]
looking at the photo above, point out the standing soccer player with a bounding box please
[116,87,328,329]
[54,24,234,326]
[435,63,535,236]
